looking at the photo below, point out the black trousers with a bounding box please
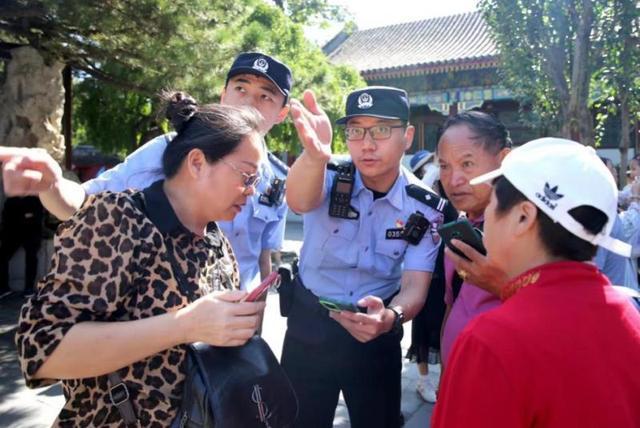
[280,280,402,428]
[0,228,41,293]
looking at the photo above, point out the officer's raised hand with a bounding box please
[329,296,395,343]
[287,90,334,213]
[290,90,332,163]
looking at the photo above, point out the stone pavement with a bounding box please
[0,218,437,427]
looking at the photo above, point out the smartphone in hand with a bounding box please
[318,296,362,313]
[242,272,281,302]
[437,219,486,260]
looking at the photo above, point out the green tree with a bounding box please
[480,0,601,145]
[0,0,250,154]
[593,0,640,182]
[1,0,245,92]
[271,0,348,25]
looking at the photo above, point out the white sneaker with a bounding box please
[416,377,437,403]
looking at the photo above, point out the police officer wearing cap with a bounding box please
[282,87,447,427]
[217,52,291,290]
[9,52,292,292]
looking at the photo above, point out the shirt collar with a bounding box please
[142,180,183,234]
[141,180,221,246]
[500,260,606,301]
[352,167,404,211]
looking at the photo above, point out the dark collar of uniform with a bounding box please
[351,168,405,211]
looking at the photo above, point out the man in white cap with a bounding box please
[432,138,640,427]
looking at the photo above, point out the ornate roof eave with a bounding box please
[361,56,500,80]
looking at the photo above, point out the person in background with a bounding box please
[432,138,640,428]
[595,156,639,289]
[0,196,44,297]
[619,154,640,207]
[600,156,618,187]
[409,149,439,189]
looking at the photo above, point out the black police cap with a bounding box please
[336,86,410,125]
[226,52,293,99]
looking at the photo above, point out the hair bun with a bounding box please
[163,91,198,133]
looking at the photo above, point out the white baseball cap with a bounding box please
[470,137,631,257]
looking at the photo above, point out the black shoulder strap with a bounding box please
[405,184,457,221]
[106,191,146,426]
[267,152,289,176]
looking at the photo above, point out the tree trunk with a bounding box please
[62,65,73,170]
[561,0,594,146]
[0,46,65,163]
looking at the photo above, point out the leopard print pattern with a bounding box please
[16,190,239,427]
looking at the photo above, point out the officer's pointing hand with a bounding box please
[290,90,332,163]
[0,147,63,196]
[329,296,393,343]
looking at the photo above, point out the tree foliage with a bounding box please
[1,0,245,93]
[479,0,639,148]
[592,0,640,181]
[1,0,364,154]
[271,0,348,26]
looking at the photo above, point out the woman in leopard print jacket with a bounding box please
[15,98,266,427]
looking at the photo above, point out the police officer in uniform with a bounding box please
[282,87,450,427]
[216,53,291,290]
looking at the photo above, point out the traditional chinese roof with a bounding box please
[324,11,498,79]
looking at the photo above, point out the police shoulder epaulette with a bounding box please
[405,184,449,213]
[267,152,289,176]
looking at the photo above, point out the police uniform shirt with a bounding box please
[298,164,441,304]
[81,133,288,290]
[218,155,288,291]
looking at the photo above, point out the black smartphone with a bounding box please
[437,219,486,260]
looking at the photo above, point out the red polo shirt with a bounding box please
[432,261,640,428]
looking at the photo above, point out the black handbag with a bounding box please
[173,338,298,428]
[126,189,298,428]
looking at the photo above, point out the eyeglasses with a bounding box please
[344,125,406,141]
[220,158,260,189]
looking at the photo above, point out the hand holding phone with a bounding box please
[437,219,486,260]
[242,272,281,302]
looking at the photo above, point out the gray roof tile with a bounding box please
[325,11,497,74]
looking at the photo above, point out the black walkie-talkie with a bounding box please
[259,178,285,207]
[329,164,358,219]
